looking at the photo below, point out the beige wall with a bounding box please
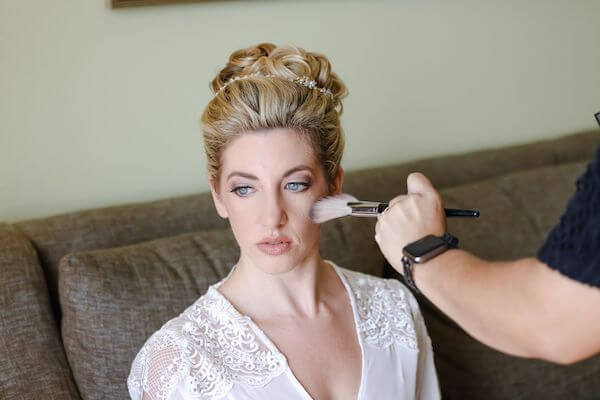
[2,0,599,222]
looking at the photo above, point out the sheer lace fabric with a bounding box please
[348,273,417,350]
[127,287,287,399]
[128,263,440,400]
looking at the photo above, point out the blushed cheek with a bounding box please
[286,198,314,226]
[288,201,320,238]
[226,204,261,245]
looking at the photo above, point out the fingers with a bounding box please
[374,173,447,273]
[387,173,436,207]
[388,194,409,208]
[382,173,442,224]
[407,172,443,212]
[406,172,436,195]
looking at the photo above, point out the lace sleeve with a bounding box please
[127,330,190,400]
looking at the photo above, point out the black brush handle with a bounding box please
[444,208,480,218]
[378,203,480,218]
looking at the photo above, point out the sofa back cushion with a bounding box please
[444,161,588,260]
[58,218,383,400]
[0,223,81,399]
[17,192,228,320]
[59,229,236,400]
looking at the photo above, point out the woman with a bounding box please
[128,43,440,399]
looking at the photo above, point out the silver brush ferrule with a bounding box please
[347,201,388,217]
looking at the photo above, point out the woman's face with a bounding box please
[210,128,343,275]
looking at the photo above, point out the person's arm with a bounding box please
[375,172,600,364]
[413,250,600,364]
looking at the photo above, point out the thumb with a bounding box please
[406,172,436,195]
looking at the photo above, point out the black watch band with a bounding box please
[402,256,420,294]
[441,232,459,249]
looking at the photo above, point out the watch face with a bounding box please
[403,235,448,263]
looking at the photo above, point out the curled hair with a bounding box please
[201,43,347,187]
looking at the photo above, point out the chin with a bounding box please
[245,247,315,275]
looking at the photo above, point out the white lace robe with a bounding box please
[128,263,441,400]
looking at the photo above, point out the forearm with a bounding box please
[414,250,600,363]
[414,251,538,357]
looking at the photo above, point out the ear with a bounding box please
[330,166,344,195]
[209,178,229,219]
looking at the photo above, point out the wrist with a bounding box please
[401,232,459,294]
[412,248,460,291]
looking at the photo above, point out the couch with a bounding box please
[2,131,600,400]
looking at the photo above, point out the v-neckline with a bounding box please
[210,261,366,400]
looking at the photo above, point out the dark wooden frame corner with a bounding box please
[112,0,204,8]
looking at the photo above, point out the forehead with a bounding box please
[220,128,319,177]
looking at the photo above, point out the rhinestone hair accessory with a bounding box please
[216,73,333,98]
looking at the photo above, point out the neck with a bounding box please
[219,252,342,320]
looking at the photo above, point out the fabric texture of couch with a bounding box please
[2,131,600,399]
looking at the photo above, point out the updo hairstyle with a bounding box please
[201,43,347,189]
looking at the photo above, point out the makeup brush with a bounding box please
[310,193,480,224]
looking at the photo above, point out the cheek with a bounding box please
[285,194,314,220]
[285,196,320,235]
[223,199,262,240]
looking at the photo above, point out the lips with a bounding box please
[257,236,292,256]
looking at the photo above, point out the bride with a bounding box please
[128,43,440,400]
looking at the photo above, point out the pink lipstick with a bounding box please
[257,236,292,256]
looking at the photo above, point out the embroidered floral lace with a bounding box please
[128,267,419,400]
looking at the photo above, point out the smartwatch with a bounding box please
[401,232,459,294]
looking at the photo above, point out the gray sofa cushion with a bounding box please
[59,229,237,400]
[58,218,383,400]
[17,192,228,321]
[412,160,600,399]
[445,161,589,261]
[0,223,80,399]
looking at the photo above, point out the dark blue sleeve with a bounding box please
[537,146,600,287]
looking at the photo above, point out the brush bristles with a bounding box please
[310,193,359,224]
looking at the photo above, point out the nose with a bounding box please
[260,190,287,229]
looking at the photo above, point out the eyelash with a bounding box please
[229,182,311,197]
[285,182,310,192]
[230,186,254,197]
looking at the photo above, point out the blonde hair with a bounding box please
[201,43,347,187]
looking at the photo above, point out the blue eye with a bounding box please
[231,186,255,197]
[285,182,309,192]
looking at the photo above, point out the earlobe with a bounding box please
[209,179,229,219]
[331,167,345,195]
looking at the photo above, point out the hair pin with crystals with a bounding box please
[216,73,333,98]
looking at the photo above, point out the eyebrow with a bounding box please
[226,165,314,181]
